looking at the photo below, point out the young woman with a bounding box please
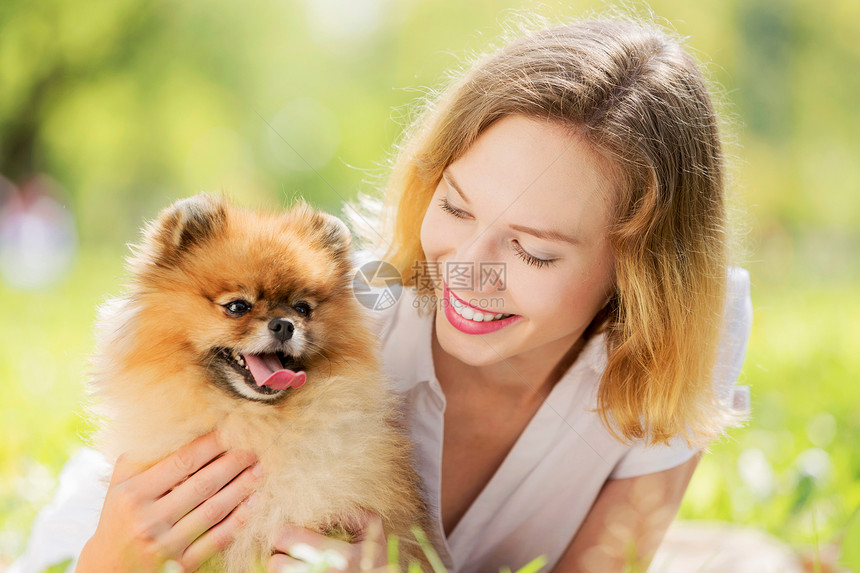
[13,16,751,573]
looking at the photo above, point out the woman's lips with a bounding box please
[447,286,500,313]
[441,281,521,335]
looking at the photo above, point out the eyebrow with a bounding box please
[442,169,581,246]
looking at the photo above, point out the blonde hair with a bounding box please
[350,18,743,448]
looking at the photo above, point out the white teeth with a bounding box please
[230,350,248,369]
[448,293,511,323]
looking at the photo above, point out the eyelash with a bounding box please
[512,241,556,269]
[438,197,467,219]
[437,197,557,269]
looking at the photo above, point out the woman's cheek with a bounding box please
[521,271,589,318]
[577,247,616,302]
[419,209,440,259]
[510,272,557,312]
[420,206,464,262]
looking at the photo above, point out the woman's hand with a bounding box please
[76,431,262,572]
[268,512,390,573]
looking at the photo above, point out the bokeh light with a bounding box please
[0,175,76,290]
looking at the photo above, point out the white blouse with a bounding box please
[10,267,752,573]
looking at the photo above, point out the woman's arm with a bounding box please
[553,450,703,573]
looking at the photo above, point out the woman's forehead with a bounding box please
[445,115,616,239]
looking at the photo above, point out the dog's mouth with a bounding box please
[214,347,307,399]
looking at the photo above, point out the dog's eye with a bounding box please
[224,299,253,316]
[293,302,311,317]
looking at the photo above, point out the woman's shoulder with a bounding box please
[9,447,109,573]
[351,250,434,393]
[726,266,752,330]
[351,250,401,337]
[716,266,753,409]
[351,249,428,342]
[608,267,753,480]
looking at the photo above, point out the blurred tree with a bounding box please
[736,0,794,144]
[0,1,166,181]
[0,0,857,246]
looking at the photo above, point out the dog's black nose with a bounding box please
[268,318,294,342]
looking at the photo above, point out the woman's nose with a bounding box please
[447,232,505,292]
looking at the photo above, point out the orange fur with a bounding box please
[87,193,432,571]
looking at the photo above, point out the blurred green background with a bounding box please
[1,0,858,570]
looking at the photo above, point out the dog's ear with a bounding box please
[315,212,352,257]
[143,193,228,266]
[282,201,353,262]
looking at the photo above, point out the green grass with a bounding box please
[1,249,858,570]
[677,277,860,564]
[0,248,125,563]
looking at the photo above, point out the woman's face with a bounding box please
[419,114,617,369]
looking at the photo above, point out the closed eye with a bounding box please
[440,197,557,269]
[438,197,470,219]
[512,240,557,269]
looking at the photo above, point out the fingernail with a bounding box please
[246,494,258,508]
[252,463,264,478]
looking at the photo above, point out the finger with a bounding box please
[356,514,386,569]
[268,553,311,573]
[273,526,353,572]
[162,464,261,556]
[179,493,255,572]
[273,525,344,554]
[109,452,145,487]
[134,432,229,498]
[342,510,385,544]
[157,449,258,526]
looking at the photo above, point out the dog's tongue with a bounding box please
[242,353,306,390]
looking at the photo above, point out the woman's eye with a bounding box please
[224,299,253,316]
[512,241,557,269]
[438,197,469,219]
[293,302,311,317]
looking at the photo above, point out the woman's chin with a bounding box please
[434,312,513,368]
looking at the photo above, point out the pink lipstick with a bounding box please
[441,282,521,335]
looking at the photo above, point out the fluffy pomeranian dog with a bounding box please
[88,193,432,571]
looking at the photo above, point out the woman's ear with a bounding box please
[142,192,229,267]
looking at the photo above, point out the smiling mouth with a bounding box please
[444,283,516,323]
[215,347,307,396]
[447,292,515,322]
